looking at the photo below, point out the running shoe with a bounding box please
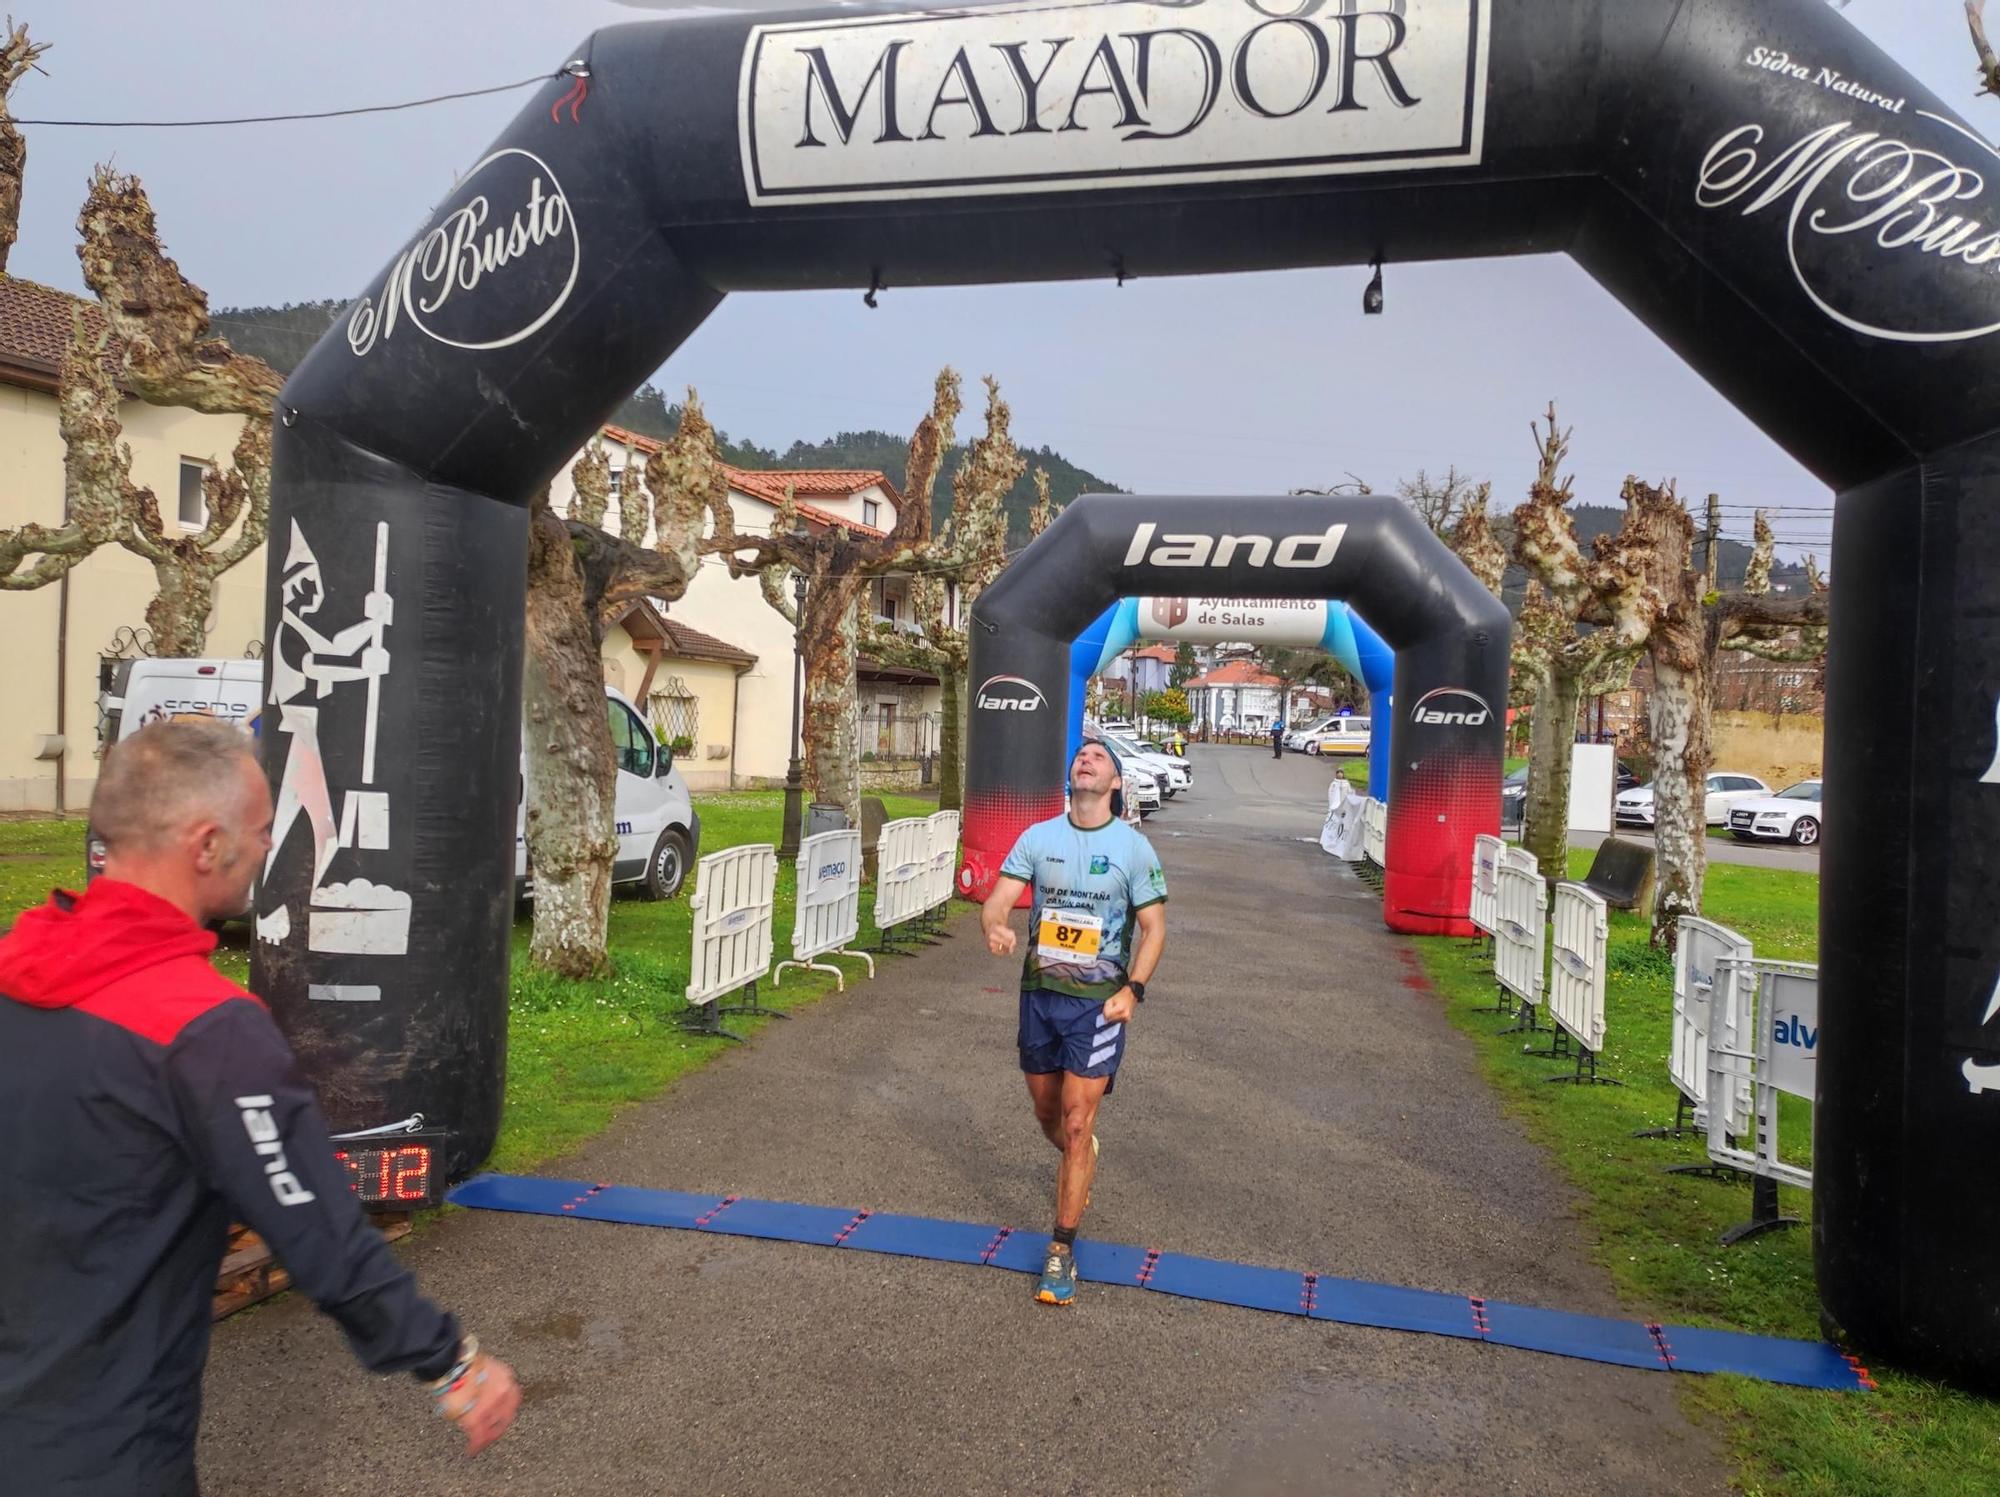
[1036,1248,1078,1307]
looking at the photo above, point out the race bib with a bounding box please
[1036,908,1103,966]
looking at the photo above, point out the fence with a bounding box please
[1469,834,1503,939]
[684,843,779,1039]
[1665,915,1754,1140]
[873,816,934,941]
[1363,797,1388,867]
[1705,958,1819,1244]
[775,828,871,992]
[924,809,962,917]
[1546,882,1613,1082]
[1493,859,1547,1015]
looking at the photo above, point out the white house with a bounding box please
[551,424,944,785]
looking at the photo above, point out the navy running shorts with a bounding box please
[1019,988,1127,1083]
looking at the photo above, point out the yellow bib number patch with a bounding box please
[1037,908,1103,966]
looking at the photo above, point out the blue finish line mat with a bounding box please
[448,1174,1874,1393]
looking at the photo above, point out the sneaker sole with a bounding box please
[1035,1288,1075,1307]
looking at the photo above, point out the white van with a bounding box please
[93,659,698,900]
[1304,717,1371,757]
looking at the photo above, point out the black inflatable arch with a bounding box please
[254,0,2000,1388]
[959,494,1506,930]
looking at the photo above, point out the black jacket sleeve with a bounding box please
[166,998,461,1379]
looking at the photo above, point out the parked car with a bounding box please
[1615,771,1771,828]
[1727,779,1823,845]
[1099,726,1191,797]
[1283,715,1337,752]
[1304,718,1371,757]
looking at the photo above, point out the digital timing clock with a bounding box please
[332,1132,446,1208]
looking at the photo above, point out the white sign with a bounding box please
[740,0,1491,206]
[1139,595,1327,646]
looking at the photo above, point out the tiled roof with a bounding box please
[1132,644,1178,663]
[0,277,114,386]
[1185,661,1282,688]
[659,617,756,666]
[611,600,756,667]
[599,422,896,538]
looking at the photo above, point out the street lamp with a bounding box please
[779,563,809,859]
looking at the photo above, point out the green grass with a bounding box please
[1414,854,2000,1495]
[0,790,944,1173]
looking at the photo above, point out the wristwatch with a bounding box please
[1128,980,1147,1004]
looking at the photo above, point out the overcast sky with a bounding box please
[6,2,1978,559]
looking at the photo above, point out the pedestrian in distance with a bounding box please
[1271,719,1286,758]
[980,741,1167,1306]
[0,719,520,1495]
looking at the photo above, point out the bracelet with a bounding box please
[426,1334,479,1403]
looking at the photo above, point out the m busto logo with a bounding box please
[976,674,1046,712]
[347,147,581,358]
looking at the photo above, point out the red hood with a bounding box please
[0,879,217,1009]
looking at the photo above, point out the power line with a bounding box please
[11,72,557,128]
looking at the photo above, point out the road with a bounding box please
[1569,826,1822,875]
[197,746,1725,1496]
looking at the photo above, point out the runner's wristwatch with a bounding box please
[1129,981,1146,1004]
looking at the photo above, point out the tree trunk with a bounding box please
[803,582,863,821]
[522,501,617,979]
[1647,648,1710,949]
[142,553,215,657]
[938,662,963,811]
[1521,661,1585,873]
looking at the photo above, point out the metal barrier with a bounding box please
[1493,860,1547,1020]
[1657,915,1754,1142]
[924,809,962,917]
[873,816,934,947]
[1363,797,1388,867]
[775,828,872,992]
[684,843,779,1040]
[1470,834,1503,939]
[1546,882,1615,1083]
[1706,958,1819,1244]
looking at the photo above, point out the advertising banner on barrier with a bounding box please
[1363,798,1388,868]
[687,843,778,1007]
[1766,967,1821,1102]
[777,828,869,990]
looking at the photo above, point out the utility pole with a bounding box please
[1703,492,1722,595]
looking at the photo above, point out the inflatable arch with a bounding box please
[1064,595,1396,794]
[964,495,1502,926]
[254,0,2000,1388]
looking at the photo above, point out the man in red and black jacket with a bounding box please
[0,719,519,1495]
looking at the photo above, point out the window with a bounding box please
[862,498,881,529]
[882,595,899,624]
[608,699,655,778]
[178,460,210,529]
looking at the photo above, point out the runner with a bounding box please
[980,740,1167,1306]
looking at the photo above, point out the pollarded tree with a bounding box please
[1509,407,1690,873]
[74,167,280,656]
[1643,505,1828,945]
[865,375,1025,810]
[519,435,707,978]
[0,18,48,275]
[701,373,994,821]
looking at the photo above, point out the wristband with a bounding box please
[1129,980,1146,1004]
[426,1334,478,1403]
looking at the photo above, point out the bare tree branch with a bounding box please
[0,17,50,275]
[1972,0,2000,96]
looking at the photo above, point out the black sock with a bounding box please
[1051,1225,1077,1249]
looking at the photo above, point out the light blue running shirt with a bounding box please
[1000,814,1167,1002]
